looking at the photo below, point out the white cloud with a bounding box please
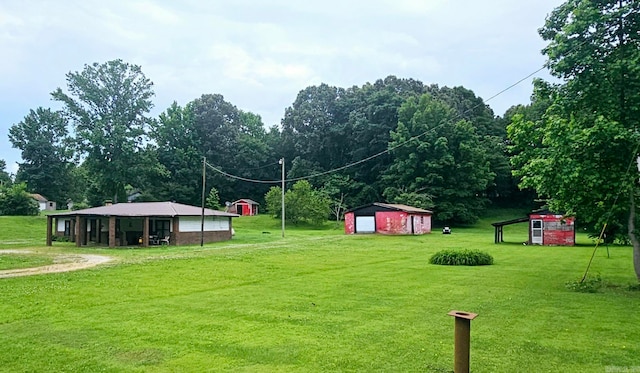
[0,0,566,168]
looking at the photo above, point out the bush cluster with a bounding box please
[565,275,603,293]
[51,235,70,242]
[429,249,493,266]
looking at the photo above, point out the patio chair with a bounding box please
[150,235,160,245]
[160,235,170,245]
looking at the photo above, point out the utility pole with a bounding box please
[200,156,206,247]
[279,158,285,238]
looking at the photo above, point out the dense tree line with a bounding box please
[2,0,639,280]
[4,61,523,224]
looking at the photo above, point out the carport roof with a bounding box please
[52,202,239,218]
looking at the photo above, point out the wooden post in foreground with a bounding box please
[448,310,478,373]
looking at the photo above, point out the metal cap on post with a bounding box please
[448,310,478,373]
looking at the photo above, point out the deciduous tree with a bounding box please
[510,0,640,280]
[0,160,12,187]
[9,107,74,205]
[384,94,493,224]
[51,59,157,203]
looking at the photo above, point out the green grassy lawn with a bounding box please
[0,212,638,372]
[0,253,54,270]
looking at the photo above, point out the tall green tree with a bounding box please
[384,94,493,224]
[151,97,273,206]
[281,84,349,171]
[51,59,157,204]
[8,107,74,205]
[206,187,221,210]
[0,160,12,187]
[149,102,201,204]
[509,0,640,280]
[263,181,330,225]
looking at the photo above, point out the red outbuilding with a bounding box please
[529,210,575,246]
[344,203,432,235]
[229,199,260,216]
[492,209,575,246]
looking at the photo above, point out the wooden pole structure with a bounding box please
[280,158,285,238]
[201,156,206,247]
[448,310,478,373]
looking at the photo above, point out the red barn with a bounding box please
[344,203,432,235]
[529,210,575,246]
[230,199,259,216]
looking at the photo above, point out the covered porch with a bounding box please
[47,215,176,248]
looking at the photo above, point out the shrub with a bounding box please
[429,249,493,266]
[565,275,603,293]
[51,235,70,242]
[0,183,39,216]
[71,201,90,211]
[628,283,640,291]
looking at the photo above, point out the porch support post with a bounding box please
[75,215,82,247]
[173,216,180,246]
[46,215,53,246]
[70,218,76,243]
[109,216,116,248]
[143,216,150,247]
[80,217,87,246]
[97,219,102,244]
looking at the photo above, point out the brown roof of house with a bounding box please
[346,202,433,214]
[233,199,260,205]
[52,202,239,218]
[373,203,433,214]
[29,193,48,202]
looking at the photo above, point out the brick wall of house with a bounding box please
[174,230,232,245]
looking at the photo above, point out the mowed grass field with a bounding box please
[0,210,638,372]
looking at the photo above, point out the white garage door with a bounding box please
[356,216,375,233]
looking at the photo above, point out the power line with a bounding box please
[205,63,544,185]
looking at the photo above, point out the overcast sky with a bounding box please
[0,0,564,175]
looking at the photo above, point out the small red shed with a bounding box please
[528,210,575,246]
[344,203,432,235]
[230,199,259,216]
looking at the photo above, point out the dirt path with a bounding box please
[0,251,113,279]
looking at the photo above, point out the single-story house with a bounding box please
[491,209,575,246]
[46,201,239,247]
[344,203,432,235]
[31,193,56,211]
[229,199,259,216]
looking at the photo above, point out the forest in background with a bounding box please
[2,68,532,225]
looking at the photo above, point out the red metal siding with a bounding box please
[376,211,409,234]
[412,214,432,234]
[233,202,256,216]
[345,209,431,235]
[344,212,355,234]
[530,214,575,246]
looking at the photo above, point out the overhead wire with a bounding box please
[204,65,547,185]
